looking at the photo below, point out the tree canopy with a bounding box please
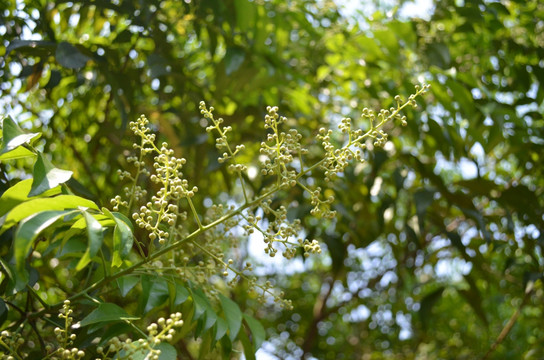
[1,0,543,359]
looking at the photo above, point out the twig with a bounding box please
[482,281,535,360]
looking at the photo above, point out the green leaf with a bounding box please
[57,236,86,258]
[141,275,169,312]
[458,275,488,326]
[13,210,76,286]
[117,275,139,297]
[56,41,91,69]
[189,287,218,334]
[426,42,451,69]
[0,146,36,160]
[414,188,435,230]
[80,302,139,327]
[44,69,61,89]
[224,46,245,76]
[29,153,73,197]
[204,306,218,331]
[243,313,266,349]
[239,325,256,360]
[0,298,7,325]
[5,39,56,56]
[234,0,256,32]
[215,317,228,341]
[75,210,105,271]
[219,293,242,342]
[174,283,190,305]
[2,195,98,235]
[0,116,41,155]
[419,287,445,331]
[446,78,475,117]
[0,179,61,218]
[190,288,210,320]
[103,208,134,267]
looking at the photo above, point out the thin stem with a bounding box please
[0,338,24,360]
[481,281,535,360]
[186,197,203,229]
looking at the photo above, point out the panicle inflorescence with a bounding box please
[0,330,26,360]
[110,84,428,310]
[259,106,308,189]
[96,313,183,360]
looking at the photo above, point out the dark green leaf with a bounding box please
[13,210,75,286]
[80,302,138,327]
[5,39,56,56]
[426,42,451,69]
[224,46,245,76]
[44,70,62,89]
[141,275,169,312]
[0,298,7,325]
[458,275,488,326]
[414,188,435,230]
[174,283,190,305]
[419,287,445,331]
[56,41,91,69]
[117,275,139,297]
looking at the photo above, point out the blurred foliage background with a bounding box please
[1,0,543,358]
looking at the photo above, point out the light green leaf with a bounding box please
[0,146,35,160]
[0,179,61,218]
[243,313,266,349]
[80,303,139,327]
[219,293,242,342]
[1,195,99,235]
[75,210,104,271]
[234,0,256,32]
[13,210,76,286]
[0,116,41,155]
[29,153,72,197]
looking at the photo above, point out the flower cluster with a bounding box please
[97,313,183,360]
[259,106,307,189]
[201,101,251,201]
[131,142,196,244]
[0,330,25,360]
[111,84,429,311]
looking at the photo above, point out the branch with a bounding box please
[481,281,535,360]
